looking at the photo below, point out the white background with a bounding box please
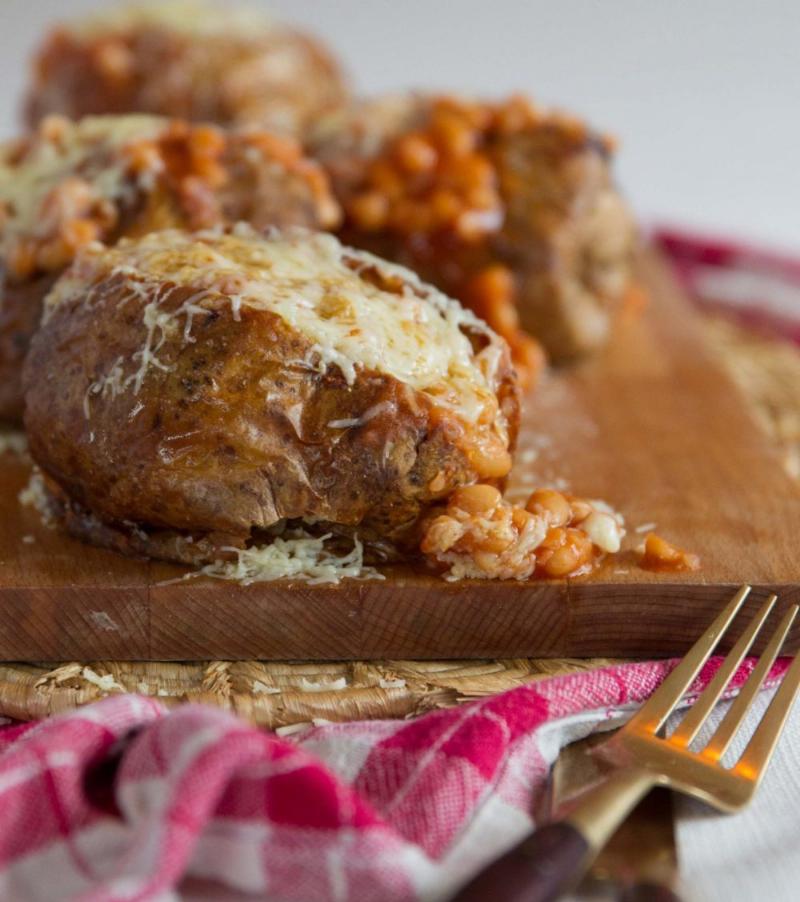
[1,0,798,251]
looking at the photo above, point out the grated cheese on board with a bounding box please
[197,530,384,586]
[0,429,28,457]
[18,469,54,525]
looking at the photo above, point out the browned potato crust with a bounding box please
[0,114,339,422]
[25,1,347,136]
[0,275,57,422]
[311,94,637,367]
[24,229,519,563]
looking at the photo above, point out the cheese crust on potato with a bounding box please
[25,0,347,136]
[0,113,339,421]
[23,227,520,564]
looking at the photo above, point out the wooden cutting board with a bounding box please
[2,250,799,662]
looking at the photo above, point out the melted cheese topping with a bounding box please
[0,115,166,261]
[50,227,508,424]
[68,0,273,38]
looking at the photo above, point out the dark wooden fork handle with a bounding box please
[451,821,589,902]
[619,883,682,902]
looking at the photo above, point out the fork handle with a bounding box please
[453,769,654,902]
[451,821,589,902]
[619,883,683,902]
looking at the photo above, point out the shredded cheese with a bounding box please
[49,228,507,425]
[581,510,623,554]
[298,677,347,692]
[196,529,384,586]
[275,722,312,737]
[81,667,126,693]
[252,681,281,695]
[327,400,396,430]
[18,469,54,526]
[68,0,273,39]
[0,429,28,457]
[0,115,166,265]
[83,356,127,418]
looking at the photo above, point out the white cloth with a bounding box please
[675,689,800,902]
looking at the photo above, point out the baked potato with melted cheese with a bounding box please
[310,94,637,369]
[25,0,347,137]
[0,113,339,422]
[23,228,520,564]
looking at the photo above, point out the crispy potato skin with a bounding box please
[26,24,347,135]
[24,276,519,560]
[0,126,339,424]
[313,98,637,363]
[492,125,636,360]
[0,274,57,422]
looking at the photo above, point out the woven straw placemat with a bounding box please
[1,316,797,728]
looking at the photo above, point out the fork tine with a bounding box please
[627,585,751,734]
[704,604,798,761]
[736,637,800,781]
[671,594,777,746]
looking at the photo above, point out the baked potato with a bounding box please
[0,113,339,422]
[25,0,347,136]
[310,94,637,371]
[23,227,520,565]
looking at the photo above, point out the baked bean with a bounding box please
[511,506,534,532]
[569,500,593,524]
[469,445,512,479]
[419,515,462,554]
[473,550,501,573]
[641,533,700,572]
[526,489,571,527]
[450,483,501,515]
[395,133,438,173]
[420,480,619,581]
[350,191,389,231]
[94,40,134,79]
[539,528,593,578]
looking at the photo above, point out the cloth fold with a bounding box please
[0,657,788,901]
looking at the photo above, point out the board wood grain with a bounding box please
[2,250,799,661]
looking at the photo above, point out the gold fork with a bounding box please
[454,586,800,902]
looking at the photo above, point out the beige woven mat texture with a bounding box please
[1,316,798,727]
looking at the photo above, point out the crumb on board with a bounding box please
[275,722,313,737]
[81,666,126,693]
[0,430,28,457]
[89,610,119,632]
[18,470,54,526]
[299,676,347,692]
[252,680,281,695]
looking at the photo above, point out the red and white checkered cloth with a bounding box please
[0,657,790,902]
[652,225,800,343]
[1,228,798,901]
